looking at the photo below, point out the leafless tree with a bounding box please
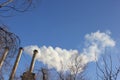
[96,55,120,80]
[0,0,39,16]
[0,24,20,57]
[67,54,87,80]
[0,24,20,80]
[41,68,49,80]
[34,54,87,80]
[35,67,49,80]
[57,54,87,80]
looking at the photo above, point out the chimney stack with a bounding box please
[29,50,38,73]
[9,47,23,80]
[21,50,38,80]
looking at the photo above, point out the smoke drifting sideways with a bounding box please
[24,31,115,74]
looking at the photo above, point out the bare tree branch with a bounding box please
[96,54,120,80]
[0,24,20,80]
[0,0,39,16]
[0,0,13,7]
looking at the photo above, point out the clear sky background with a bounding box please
[1,0,120,48]
[1,0,120,79]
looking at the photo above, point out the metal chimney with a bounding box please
[29,50,38,73]
[21,50,38,80]
[9,47,23,80]
[0,47,9,69]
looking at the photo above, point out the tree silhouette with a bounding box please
[0,24,20,80]
[96,55,120,80]
[0,0,38,16]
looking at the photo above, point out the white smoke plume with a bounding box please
[24,31,115,73]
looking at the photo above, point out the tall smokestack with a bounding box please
[21,50,38,80]
[29,50,38,72]
[9,47,23,80]
[0,47,9,69]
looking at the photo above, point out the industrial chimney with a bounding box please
[9,47,23,80]
[29,50,38,73]
[21,50,38,80]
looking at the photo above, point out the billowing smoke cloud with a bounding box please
[83,31,115,62]
[24,31,115,73]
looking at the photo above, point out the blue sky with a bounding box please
[1,0,120,79]
[1,0,120,48]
